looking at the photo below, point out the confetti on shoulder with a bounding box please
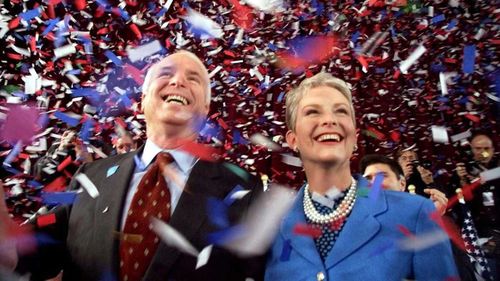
[75,173,99,198]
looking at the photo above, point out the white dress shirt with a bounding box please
[120,139,197,230]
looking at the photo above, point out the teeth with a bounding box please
[317,134,341,142]
[165,95,188,105]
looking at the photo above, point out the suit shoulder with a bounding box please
[80,152,133,172]
[383,190,431,209]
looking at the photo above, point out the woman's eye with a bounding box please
[337,108,349,114]
[305,109,318,115]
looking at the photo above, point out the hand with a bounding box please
[455,163,472,183]
[0,183,18,270]
[402,163,414,178]
[417,166,434,185]
[424,188,448,216]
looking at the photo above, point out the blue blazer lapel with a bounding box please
[281,187,324,267]
[324,189,388,269]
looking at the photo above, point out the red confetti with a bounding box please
[57,156,73,172]
[36,213,56,227]
[74,0,86,10]
[178,140,222,162]
[293,223,322,238]
[8,17,20,29]
[129,23,142,39]
[397,224,414,237]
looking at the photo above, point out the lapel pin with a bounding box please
[106,165,119,177]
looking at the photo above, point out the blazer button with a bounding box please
[317,271,325,281]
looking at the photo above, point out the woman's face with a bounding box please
[286,85,356,167]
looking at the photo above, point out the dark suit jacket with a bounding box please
[17,147,265,281]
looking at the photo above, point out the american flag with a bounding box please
[459,199,494,281]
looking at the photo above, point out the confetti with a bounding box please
[75,173,99,198]
[480,167,500,183]
[430,126,449,144]
[399,44,426,74]
[183,8,223,39]
[41,191,78,205]
[127,40,163,63]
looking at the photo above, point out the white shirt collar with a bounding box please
[140,139,197,174]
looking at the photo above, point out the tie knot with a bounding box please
[155,152,174,167]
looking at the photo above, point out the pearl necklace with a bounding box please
[303,178,357,224]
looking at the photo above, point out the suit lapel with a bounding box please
[93,150,139,275]
[143,160,222,281]
[281,187,324,267]
[324,190,387,269]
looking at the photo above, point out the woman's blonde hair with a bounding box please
[285,72,355,131]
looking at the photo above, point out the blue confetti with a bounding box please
[41,191,78,205]
[42,18,59,36]
[223,185,245,206]
[54,111,80,127]
[3,141,23,166]
[277,91,285,103]
[369,172,384,203]
[71,88,101,105]
[79,119,94,142]
[279,239,292,261]
[431,14,445,25]
[20,8,41,22]
[462,45,476,74]
[118,8,130,21]
[446,19,458,30]
[351,31,360,44]
[207,197,229,228]
[206,225,244,245]
[104,50,123,66]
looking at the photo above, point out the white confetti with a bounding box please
[54,44,77,59]
[450,130,471,143]
[398,230,449,251]
[480,167,500,183]
[229,190,251,200]
[399,44,426,74]
[431,126,449,144]
[224,185,296,256]
[183,8,223,39]
[250,133,281,151]
[281,153,302,167]
[75,173,100,198]
[151,218,199,257]
[127,40,163,62]
[195,245,213,269]
[245,0,283,13]
[208,65,223,79]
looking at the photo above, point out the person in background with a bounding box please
[396,147,436,196]
[265,72,458,280]
[360,154,448,214]
[113,135,138,155]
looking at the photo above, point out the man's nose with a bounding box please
[169,73,187,87]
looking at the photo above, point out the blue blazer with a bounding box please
[265,187,458,281]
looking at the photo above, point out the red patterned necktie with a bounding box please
[119,152,173,281]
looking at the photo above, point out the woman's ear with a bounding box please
[286,130,297,151]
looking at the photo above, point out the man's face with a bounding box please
[471,135,494,165]
[397,150,417,174]
[141,53,210,139]
[115,137,135,154]
[363,163,406,191]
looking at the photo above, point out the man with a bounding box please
[396,147,436,196]
[33,129,93,192]
[449,133,499,279]
[359,154,478,281]
[360,154,448,212]
[0,50,264,281]
[113,135,137,155]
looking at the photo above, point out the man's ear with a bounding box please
[286,130,297,151]
[399,176,406,192]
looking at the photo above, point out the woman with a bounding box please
[265,73,458,280]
